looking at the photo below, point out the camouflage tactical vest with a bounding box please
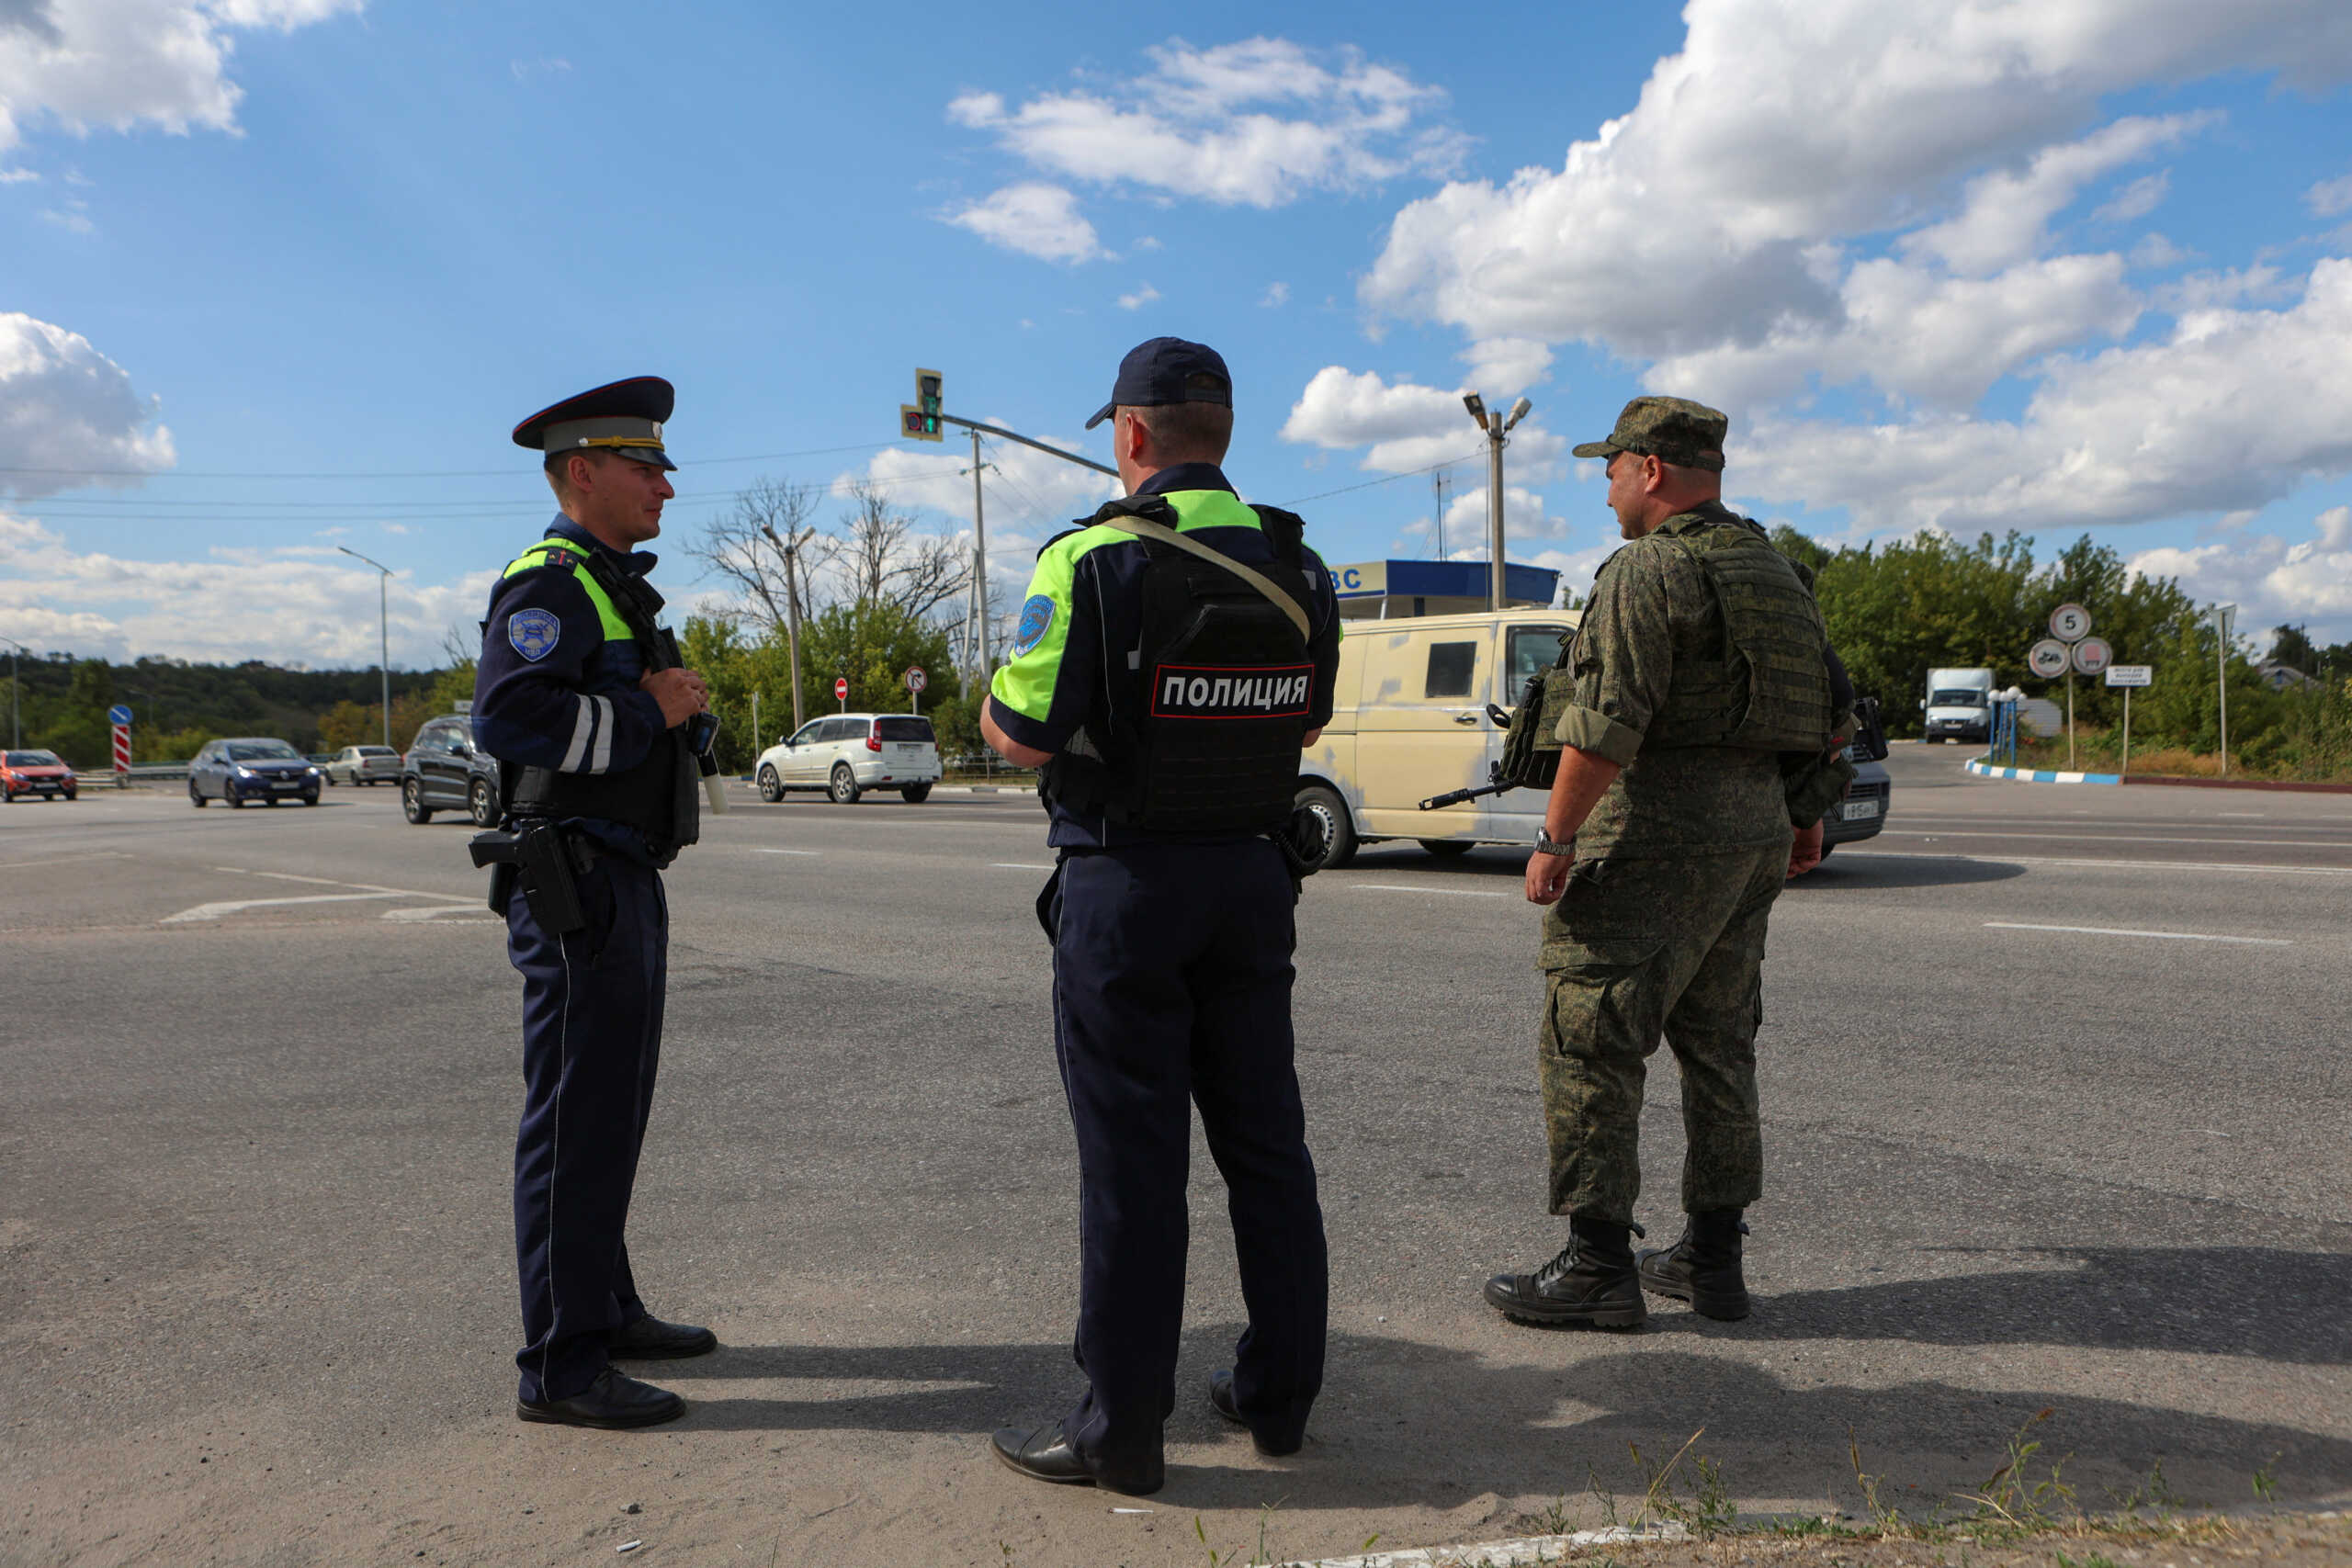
[1645,513,1835,753]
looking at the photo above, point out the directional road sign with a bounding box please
[2072,636,2112,676]
[2028,638,2071,679]
[2105,664,2153,687]
[904,666,927,694]
[107,705,132,725]
[2050,603,2092,642]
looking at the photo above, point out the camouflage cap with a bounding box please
[1571,396,1728,473]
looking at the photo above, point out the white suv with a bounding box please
[756,713,943,804]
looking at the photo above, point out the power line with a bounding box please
[0,440,898,481]
[1272,449,1484,507]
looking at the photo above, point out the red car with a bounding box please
[1,749,78,802]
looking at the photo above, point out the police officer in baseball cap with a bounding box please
[982,337,1344,1495]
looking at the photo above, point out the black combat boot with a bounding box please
[1483,1215,1645,1329]
[1635,1209,1750,1320]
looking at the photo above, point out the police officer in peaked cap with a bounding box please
[471,376,720,1428]
[981,337,1343,1495]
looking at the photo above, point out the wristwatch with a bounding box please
[1534,827,1573,857]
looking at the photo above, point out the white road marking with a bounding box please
[382,905,500,923]
[1984,921,2291,945]
[164,892,406,923]
[1878,829,2352,849]
[1354,883,1506,897]
[751,847,821,855]
[0,852,133,872]
[990,863,1056,870]
[1839,850,2352,877]
[2218,812,2270,818]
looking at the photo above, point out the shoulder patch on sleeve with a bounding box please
[1011,594,1056,658]
[507,608,561,661]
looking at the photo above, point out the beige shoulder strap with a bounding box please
[1093,513,1313,640]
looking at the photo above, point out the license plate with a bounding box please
[1841,798,1881,820]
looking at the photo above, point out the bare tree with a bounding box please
[834,479,971,623]
[692,478,822,634]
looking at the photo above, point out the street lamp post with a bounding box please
[0,634,26,749]
[337,547,394,749]
[1461,392,1533,610]
[2214,602,2235,778]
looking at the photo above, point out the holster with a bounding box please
[469,823,592,934]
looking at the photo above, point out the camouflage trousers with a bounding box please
[1536,845,1789,1224]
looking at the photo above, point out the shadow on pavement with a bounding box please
[1701,1246,2352,1364]
[1784,852,2029,888]
[655,1323,2352,1510]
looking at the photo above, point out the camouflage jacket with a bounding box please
[1554,502,1793,860]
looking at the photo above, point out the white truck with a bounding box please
[1922,667,1996,743]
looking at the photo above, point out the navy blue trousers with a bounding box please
[506,851,668,1404]
[1049,840,1329,1472]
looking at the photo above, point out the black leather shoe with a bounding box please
[516,1366,685,1429]
[1484,1217,1646,1329]
[989,1420,1163,1495]
[609,1314,718,1359]
[1637,1209,1752,1320]
[1208,1369,1302,1457]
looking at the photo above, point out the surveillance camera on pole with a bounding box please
[1462,390,1530,610]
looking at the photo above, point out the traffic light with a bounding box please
[899,367,944,442]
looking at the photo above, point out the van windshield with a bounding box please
[875,717,933,742]
[1930,689,1986,707]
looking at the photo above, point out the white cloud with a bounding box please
[1442,483,1564,543]
[0,0,363,155]
[1281,367,1476,473]
[0,509,490,666]
[509,56,571,83]
[0,164,36,182]
[1362,1,2351,357]
[1260,281,1289,308]
[0,311,175,499]
[2306,173,2352,219]
[1902,115,2211,276]
[1115,282,1159,310]
[2127,505,2352,642]
[1133,234,1162,252]
[942,182,1100,264]
[1461,336,1553,397]
[1736,258,2352,536]
[2093,170,2170,225]
[948,37,1463,210]
[2129,232,2195,269]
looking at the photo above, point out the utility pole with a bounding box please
[1461,393,1532,609]
[758,523,813,731]
[2215,602,2235,777]
[965,431,996,682]
[0,633,25,749]
[336,547,393,748]
[1432,469,1449,558]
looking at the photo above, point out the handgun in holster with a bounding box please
[469,822,591,933]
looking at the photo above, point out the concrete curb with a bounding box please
[1277,1524,1690,1567]
[1964,758,2120,784]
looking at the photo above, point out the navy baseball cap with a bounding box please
[1085,337,1232,430]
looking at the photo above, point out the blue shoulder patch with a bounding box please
[508,608,561,661]
[1011,594,1056,658]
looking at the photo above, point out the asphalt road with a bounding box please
[3,751,2347,1567]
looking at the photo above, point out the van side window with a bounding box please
[1424,641,1476,699]
[1506,626,1572,694]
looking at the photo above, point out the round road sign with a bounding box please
[2028,638,2070,679]
[833,677,849,701]
[2071,636,2112,676]
[107,704,132,725]
[2050,603,2092,642]
[904,665,927,694]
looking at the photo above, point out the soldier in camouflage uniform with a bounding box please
[1483,396,1842,1331]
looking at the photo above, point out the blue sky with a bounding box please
[4,0,2350,671]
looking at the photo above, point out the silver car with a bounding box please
[754,713,943,804]
[325,744,401,785]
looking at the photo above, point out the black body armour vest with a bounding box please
[503,551,698,864]
[1043,496,1317,838]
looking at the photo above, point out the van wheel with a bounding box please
[900,783,932,803]
[1294,784,1357,871]
[402,777,434,823]
[469,778,499,827]
[829,765,861,805]
[1419,839,1474,858]
[757,765,784,802]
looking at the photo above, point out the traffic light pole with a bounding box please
[935,414,1115,478]
[969,427,992,680]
